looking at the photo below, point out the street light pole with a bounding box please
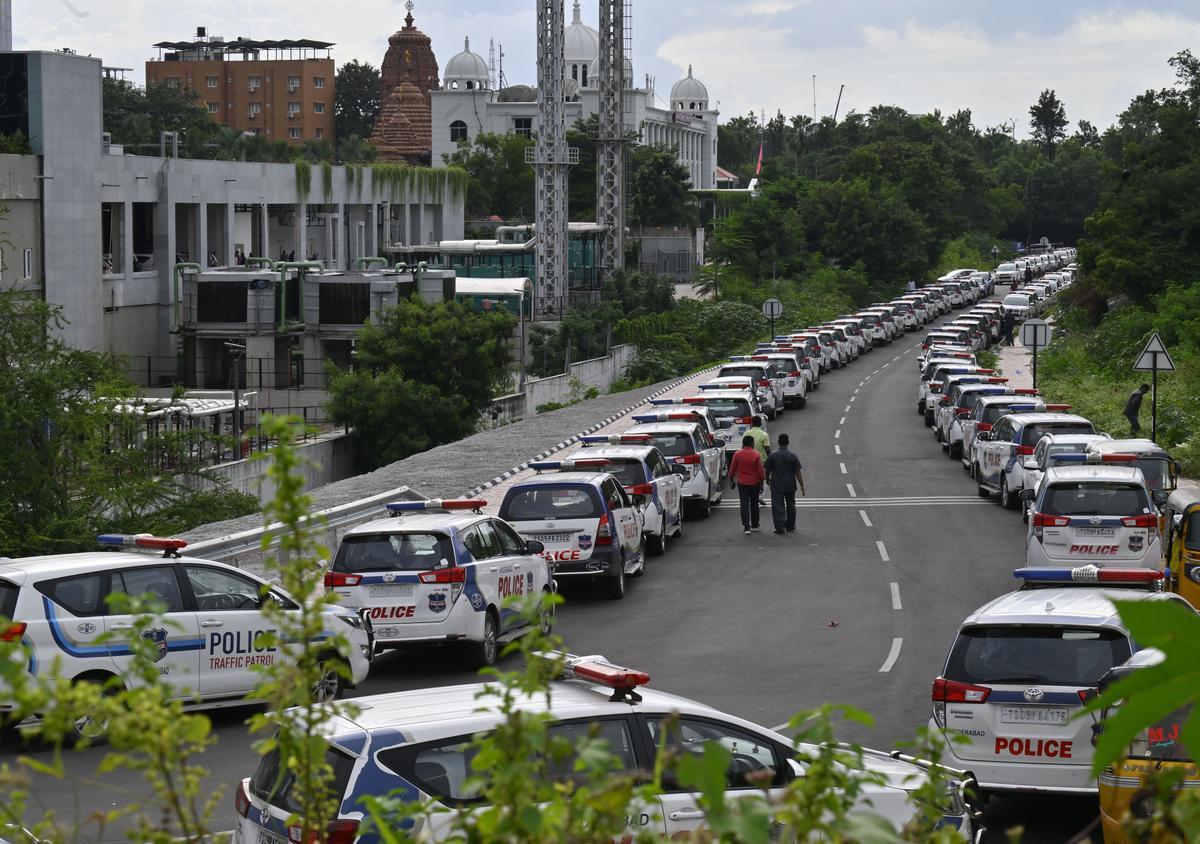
[225,341,246,454]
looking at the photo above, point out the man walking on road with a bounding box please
[746,416,771,459]
[1024,265,1034,286]
[764,433,805,534]
[729,436,764,534]
[1124,383,1151,434]
[1001,310,1015,346]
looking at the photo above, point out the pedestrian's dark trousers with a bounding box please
[771,488,796,531]
[1126,411,1140,434]
[737,483,760,529]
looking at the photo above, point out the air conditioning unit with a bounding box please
[248,84,259,92]
[287,84,298,92]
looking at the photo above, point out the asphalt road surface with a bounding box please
[16,306,1101,842]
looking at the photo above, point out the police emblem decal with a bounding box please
[469,590,485,610]
[428,592,447,613]
[142,627,169,663]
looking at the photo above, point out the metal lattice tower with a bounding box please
[530,0,573,318]
[596,0,628,278]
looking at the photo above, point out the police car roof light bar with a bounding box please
[1049,453,1137,464]
[1013,565,1164,585]
[386,499,487,514]
[97,533,188,558]
[648,398,682,406]
[1045,404,1073,411]
[579,434,652,445]
[549,651,651,702]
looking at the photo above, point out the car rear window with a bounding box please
[637,433,694,458]
[598,459,645,486]
[500,485,602,521]
[1041,482,1151,517]
[719,367,765,380]
[250,742,356,813]
[700,399,752,419]
[1021,422,1094,445]
[333,532,455,573]
[946,626,1131,688]
[0,579,17,620]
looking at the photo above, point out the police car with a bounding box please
[1022,455,1166,569]
[571,435,686,555]
[233,652,982,844]
[676,390,757,462]
[327,500,553,667]
[926,371,1005,428]
[919,344,976,373]
[973,412,1097,510]
[828,318,871,354]
[625,417,725,517]
[1017,433,1113,521]
[937,384,1035,459]
[817,325,857,363]
[885,301,920,331]
[498,465,643,599]
[960,396,1062,474]
[784,334,833,374]
[758,344,820,392]
[715,362,784,418]
[930,566,1191,795]
[918,358,981,415]
[859,307,900,341]
[854,312,890,346]
[744,350,811,408]
[922,327,973,352]
[701,378,769,421]
[0,534,373,738]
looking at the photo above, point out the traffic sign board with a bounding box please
[1134,333,1175,372]
[762,298,783,320]
[1020,319,1050,348]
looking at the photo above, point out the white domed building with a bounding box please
[430,7,718,190]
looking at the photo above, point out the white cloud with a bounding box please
[741,0,803,16]
[658,8,1200,133]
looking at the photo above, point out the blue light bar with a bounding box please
[386,498,488,513]
[1005,403,1038,412]
[528,461,562,471]
[648,398,681,406]
[697,384,722,390]
[728,355,749,361]
[1049,454,1087,463]
[1013,565,1164,584]
[97,534,134,547]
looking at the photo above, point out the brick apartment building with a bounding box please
[146,28,336,145]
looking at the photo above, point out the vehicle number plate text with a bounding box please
[1000,706,1069,725]
[369,584,414,598]
[534,532,571,543]
[1075,528,1116,537]
[257,829,286,844]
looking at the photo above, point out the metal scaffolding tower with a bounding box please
[530,0,575,319]
[596,0,628,278]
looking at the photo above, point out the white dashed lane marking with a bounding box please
[859,509,873,526]
[835,429,842,439]
[834,444,842,455]
[890,582,902,610]
[844,405,851,412]
[839,462,847,474]
[879,638,903,672]
[839,416,846,425]
[847,484,857,498]
[876,540,890,562]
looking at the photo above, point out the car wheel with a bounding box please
[605,564,626,599]
[924,410,934,427]
[674,513,684,540]
[71,676,118,743]
[696,495,712,519]
[976,465,990,498]
[472,612,499,666]
[648,523,667,556]
[538,589,554,636]
[917,401,924,415]
[311,659,346,703]
[949,441,962,460]
[1000,476,1019,510]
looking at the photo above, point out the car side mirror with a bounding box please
[1022,459,1038,470]
[1019,488,1035,502]
[977,431,993,441]
[1152,489,1169,506]
[1174,513,1184,528]
[671,464,688,476]
[524,539,545,555]
[787,758,806,780]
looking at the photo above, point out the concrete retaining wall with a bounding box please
[198,432,356,504]
[524,344,636,416]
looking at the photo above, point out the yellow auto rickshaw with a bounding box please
[1162,488,1200,608]
[1096,648,1198,843]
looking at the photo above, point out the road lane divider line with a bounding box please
[879,638,903,673]
[859,509,873,526]
[847,484,857,498]
[835,444,842,455]
[876,540,890,561]
[892,355,901,362]
[839,462,847,474]
[882,362,890,369]
[839,416,846,425]
[890,582,902,610]
[844,405,851,412]
[849,396,856,402]
[835,429,842,439]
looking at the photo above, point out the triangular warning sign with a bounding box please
[1134,333,1175,371]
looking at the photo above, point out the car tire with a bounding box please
[648,522,667,556]
[312,659,347,703]
[471,611,499,666]
[1000,476,1019,511]
[538,589,554,636]
[70,674,118,744]
[949,441,962,460]
[917,401,924,415]
[976,465,990,498]
[674,513,684,540]
[604,564,626,599]
[696,495,712,519]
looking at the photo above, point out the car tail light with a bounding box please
[287,820,361,844]
[674,454,701,465]
[596,514,612,546]
[1032,511,1069,540]
[707,433,716,446]
[323,571,362,588]
[626,483,654,496]
[234,779,252,818]
[932,677,990,728]
[1121,514,1158,529]
[0,622,26,642]
[955,407,970,416]
[757,379,771,387]
[1016,445,1035,456]
[976,423,992,432]
[418,567,467,584]
[789,370,802,377]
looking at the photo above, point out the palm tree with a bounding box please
[336,134,379,164]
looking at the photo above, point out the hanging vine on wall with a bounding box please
[294,162,313,202]
[345,163,365,200]
[368,163,468,203]
[321,161,334,203]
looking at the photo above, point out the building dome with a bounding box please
[497,84,536,103]
[585,54,634,90]
[444,37,489,90]
[564,0,600,88]
[670,65,709,111]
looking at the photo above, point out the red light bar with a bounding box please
[1045,404,1073,411]
[666,412,701,421]
[750,355,769,360]
[440,499,489,510]
[1014,388,1039,395]
[682,397,705,404]
[569,659,651,690]
[986,377,1009,384]
[134,537,189,551]
[572,457,613,468]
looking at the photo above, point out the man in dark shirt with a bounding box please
[1124,384,1151,434]
[764,433,805,534]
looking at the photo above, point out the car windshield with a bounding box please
[1130,704,1194,762]
[1004,295,1030,307]
[700,398,753,419]
[637,433,693,457]
[1021,422,1094,445]
[500,485,602,521]
[333,532,456,573]
[1129,457,1170,489]
[1186,511,1200,551]
[1040,482,1151,517]
[251,742,356,813]
[947,626,1131,688]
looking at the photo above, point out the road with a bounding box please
[17,302,1100,842]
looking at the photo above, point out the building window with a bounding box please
[466,80,475,90]
[581,66,588,87]
[315,128,324,140]
[165,77,180,89]
[287,75,300,91]
[289,127,300,140]
[571,64,578,81]
[288,101,301,117]
[22,248,32,280]
[690,101,696,109]
[450,120,468,142]
[248,102,262,117]
[248,75,261,91]
[206,76,217,88]
[513,117,532,138]
[313,102,325,114]
[313,76,325,89]
[207,102,219,113]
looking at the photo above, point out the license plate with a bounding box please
[1075,527,1116,537]
[369,584,414,598]
[1000,706,1069,725]
[257,829,286,844]
[534,532,571,543]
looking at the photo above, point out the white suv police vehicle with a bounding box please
[941,386,1041,461]
[678,390,757,462]
[234,652,981,844]
[0,534,372,737]
[716,361,784,418]
[572,435,686,555]
[499,465,644,599]
[973,412,1096,510]
[931,566,1190,795]
[624,417,724,517]
[1017,433,1112,521]
[1022,455,1166,569]
[327,500,553,667]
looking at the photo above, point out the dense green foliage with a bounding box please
[443,132,536,221]
[0,293,257,557]
[327,297,514,470]
[334,59,382,142]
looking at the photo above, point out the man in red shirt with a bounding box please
[728,435,765,534]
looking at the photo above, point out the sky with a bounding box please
[14,0,1200,136]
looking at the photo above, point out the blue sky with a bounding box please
[16,0,1200,134]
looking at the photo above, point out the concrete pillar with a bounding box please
[122,201,134,276]
[334,203,344,270]
[365,204,376,257]
[224,203,235,266]
[260,202,270,261]
[295,203,307,261]
[198,201,209,266]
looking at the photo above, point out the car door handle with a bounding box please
[108,623,134,631]
[488,567,499,573]
[668,809,705,821]
[199,619,224,628]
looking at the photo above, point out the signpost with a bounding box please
[1019,318,1051,389]
[1134,332,1175,442]
[762,298,783,341]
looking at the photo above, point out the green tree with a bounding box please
[327,297,514,469]
[102,78,222,158]
[443,132,535,220]
[1029,88,1069,159]
[336,133,378,164]
[629,144,699,228]
[1074,118,1101,149]
[334,60,382,143]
